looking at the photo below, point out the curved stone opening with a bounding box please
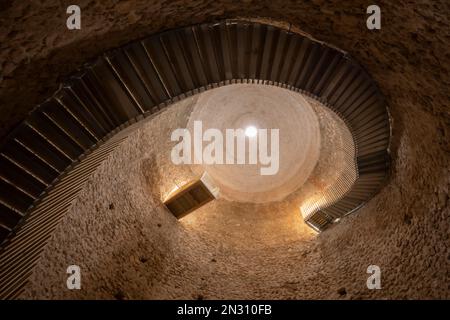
[186,84,356,206]
[0,2,448,300]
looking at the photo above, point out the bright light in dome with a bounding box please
[245,126,258,138]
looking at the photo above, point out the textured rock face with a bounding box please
[22,89,448,300]
[2,0,449,299]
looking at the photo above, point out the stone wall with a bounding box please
[2,0,449,299]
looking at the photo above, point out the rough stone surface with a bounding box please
[19,89,350,299]
[186,84,349,204]
[1,0,448,299]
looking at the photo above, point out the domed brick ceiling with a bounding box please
[181,84,358,210]
[187,84,322,203]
